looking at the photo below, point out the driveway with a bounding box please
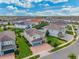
[0,53,15,59]
[30,43,52,54]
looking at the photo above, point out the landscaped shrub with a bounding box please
[29,55,40,59]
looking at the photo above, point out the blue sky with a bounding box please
[0,0,79,16]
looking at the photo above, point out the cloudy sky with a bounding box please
[0,0,79,16]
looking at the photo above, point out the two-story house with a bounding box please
[14,21,32,29]
[0,31,16,55]
[24,28,45,46]
[43,22,66,37]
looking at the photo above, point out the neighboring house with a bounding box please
[0,31,16,55]
[14,21,32,29]
[76,27,79,35]
[43,23,66,37]
[0,21,8,25]
[24,28,45,46]
[31,19,42,25]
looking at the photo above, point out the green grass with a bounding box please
[47,36,66,47]
[0,27,4,32]
[50,39,75,52]
[8,28,24,32]
[67,25,72,30]
[15,35,32,59]
[66,31,73,35]
[29,55,40,59]
[33,21,49,29]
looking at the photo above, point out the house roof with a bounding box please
[0,31,16,41]
[25,28,44,36]
[25,28,44,41]
[31,19,42,23]
[47,23,66,30]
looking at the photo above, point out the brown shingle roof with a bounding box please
[0,31,16,41]
[25,28,44,37]
[48,23,66,30]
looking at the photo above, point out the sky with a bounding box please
[0,0,79,16]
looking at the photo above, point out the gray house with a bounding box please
[0,31,16,55]
[43,23,66,37]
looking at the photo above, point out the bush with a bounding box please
[15,49,19,55]
[29,55,40,59]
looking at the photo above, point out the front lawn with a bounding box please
[15,35,32,59]
[47,36,66,47]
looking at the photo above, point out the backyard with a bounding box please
[15,36,32,59]
[15,29,32,59]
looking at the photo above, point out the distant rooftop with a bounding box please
[31,18,42,23]
[45,22,66,30]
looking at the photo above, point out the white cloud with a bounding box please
[25,7,79,16]
[26,0,42,2]
[7,5,17,10]
[49,0,68,3]
[61,7,79,12]
[0,0,68,8]
[0,0,18,4]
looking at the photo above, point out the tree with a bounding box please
[68,53,76,59]
[46,30,49,36]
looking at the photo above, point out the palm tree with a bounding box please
[68,53,76,59]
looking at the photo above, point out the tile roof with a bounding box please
[31,19,42,23]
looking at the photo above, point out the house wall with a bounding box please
[0,42,4,55]
[15,24,32,29]
[24,31,44,46]
[2,40,15,46]
[32,39,43,46]
[15,24,28,29]
[24,31,33,45]
[0,42,2,55]
[49,29,59,37]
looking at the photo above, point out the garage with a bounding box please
[4,49,14,55]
